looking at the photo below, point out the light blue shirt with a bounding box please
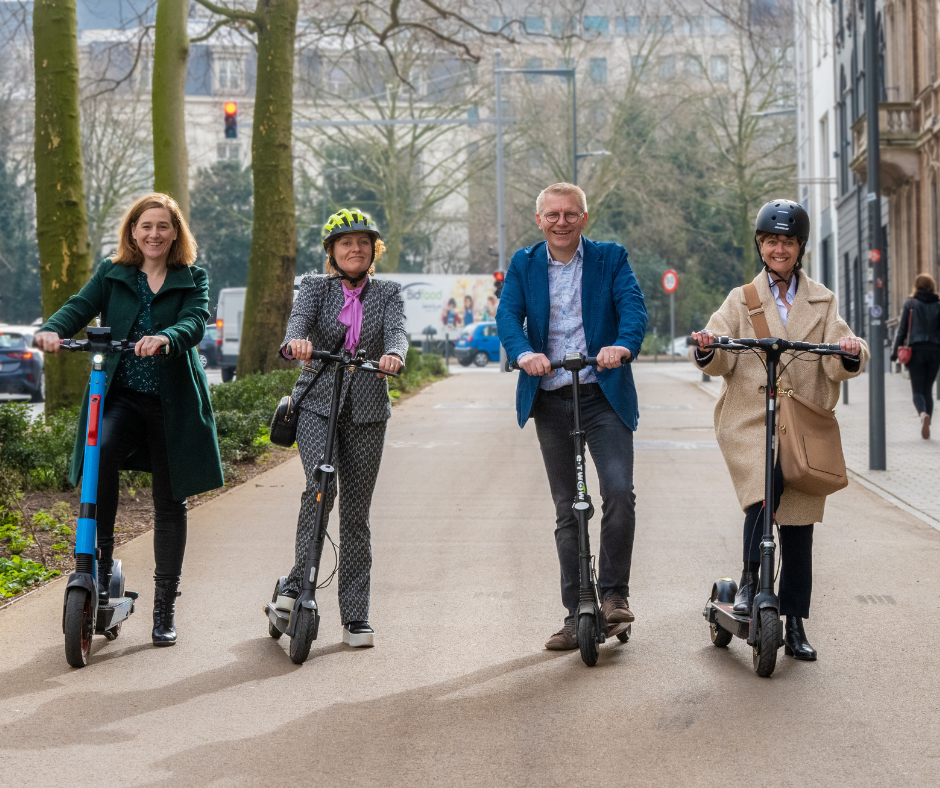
[518,238,595,390]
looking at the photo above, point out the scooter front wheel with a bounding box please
[578,614,599,667]
[64,588,93,668]
[289,607,316,665]
[753,608,779,678]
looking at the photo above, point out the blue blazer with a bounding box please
[496,238,648,429]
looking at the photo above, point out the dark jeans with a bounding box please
[532,384,637,619]
[908,345,940,417]
[97,388,187,579]
[742,461,813,618]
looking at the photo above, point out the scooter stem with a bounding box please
[760,350,780,596]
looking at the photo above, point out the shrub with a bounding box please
[0,555,59,598]
[0,403,78,491]
[388,347,448,395]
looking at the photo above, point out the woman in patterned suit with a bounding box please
[275,209,409,647]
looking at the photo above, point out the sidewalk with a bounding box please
[656,359,940,530]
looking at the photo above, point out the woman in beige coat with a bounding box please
[691,199,869,661]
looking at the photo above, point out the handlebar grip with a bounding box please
[685,336,700,346]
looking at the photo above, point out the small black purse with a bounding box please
[270,337,343,447]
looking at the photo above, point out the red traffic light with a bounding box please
[493,271,505,281]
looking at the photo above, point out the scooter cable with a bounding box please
[316,530,340,590]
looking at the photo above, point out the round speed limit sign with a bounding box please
[662,269,679,294]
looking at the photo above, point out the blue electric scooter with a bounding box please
[58,327,164,668]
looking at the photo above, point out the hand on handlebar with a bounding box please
[595,345,632,369]
[376,354,403,379]
[35,331,61,354]
[839,336,861,356]
[285,338,313,362]
[135,335,170,357]
[690,330,715,353]
[518,353,551,377]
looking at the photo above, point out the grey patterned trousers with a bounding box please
[286,405,388,624]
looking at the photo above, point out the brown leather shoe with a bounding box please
[601,593,635,625]
[545,620,578,650]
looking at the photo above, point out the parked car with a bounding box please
[198,325,218,369]
[0,329,44,402]
[454,322,501,367]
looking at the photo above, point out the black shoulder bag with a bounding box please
[270,279,341,447]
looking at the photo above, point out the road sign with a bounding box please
[869,249,881,263]
[662,269,679,293]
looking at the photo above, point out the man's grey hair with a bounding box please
[536,183,588,215]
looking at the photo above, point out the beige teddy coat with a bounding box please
[691,272,870,525]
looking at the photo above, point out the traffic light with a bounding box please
[493,270,505,298]
[224,101,238,139]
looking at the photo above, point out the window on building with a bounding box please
[710,55,729,82]
[683,55,704,77]
[523,16,545,34]
[488,16,509,32]
[525,58,543,83]
[216,58,241,91]
[680,16,704,35]
[839,70,850,194]
[583,16,609,35]
[552,17,574,37]
[659,56,676,79]
[649,16,673,34]
[616,16,641,35]
[710,15,728,35]
[590,58,608,83]
[217,142,240,162]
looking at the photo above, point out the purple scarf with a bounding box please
[337,282,365,352]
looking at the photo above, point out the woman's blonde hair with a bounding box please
[912,273,936,296]
[325,236,386,278]
[113,193,197,269]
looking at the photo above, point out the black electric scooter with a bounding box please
[509,352,631,667]
[691,335,853,677]
[58,327,167,667]
[264,348,400,665]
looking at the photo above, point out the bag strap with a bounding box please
[742,283,771,340]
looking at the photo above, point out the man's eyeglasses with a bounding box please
[541,211,584,224]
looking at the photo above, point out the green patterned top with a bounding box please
[112,269,167,395]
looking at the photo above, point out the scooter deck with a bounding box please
[707,601,750,640]
[264,603,290,634]
[95,596,135,634]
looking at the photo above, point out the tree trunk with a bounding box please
[33,0,92,413]
[237,0,298,376]
[152,0,191,220]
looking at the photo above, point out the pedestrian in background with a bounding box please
[496,182,647,650]
[35,192,223,648]
[463,295,475,328]
[891,273,940,439]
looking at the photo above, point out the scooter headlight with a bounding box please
[93,354,104,363]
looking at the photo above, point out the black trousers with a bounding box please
[907,345,940,417]
[97,388,187,579]
[743,461,813,618]
[532,384,637,620]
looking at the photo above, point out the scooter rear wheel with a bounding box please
[289,607,316,665]
[753,608,779,677]
[64,588,93,668]
[616,625,631,643]
[269,621,283,640]
[710,622,733,648]
[578,614,599,667]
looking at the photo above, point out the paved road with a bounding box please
[1,367,939,786]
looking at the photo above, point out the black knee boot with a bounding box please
[152,577,180,647]
[97,548,114,606]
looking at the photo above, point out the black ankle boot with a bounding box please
[733,570,759,615]
[784,616,817,661]
[97,556,113,606]
[152,577,181,647]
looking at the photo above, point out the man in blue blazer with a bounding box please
[496,183,647,650]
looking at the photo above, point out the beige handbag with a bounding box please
[743,283,849,496]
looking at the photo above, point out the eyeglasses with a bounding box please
[541,211,584,224]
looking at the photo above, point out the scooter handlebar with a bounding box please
[506,354,630,372]
[304,349,402,377]
[59,339,169,354]
[685,335,854,356]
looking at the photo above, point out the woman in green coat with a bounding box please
[35,193,223,647]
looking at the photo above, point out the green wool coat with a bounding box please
[40,259,224,499]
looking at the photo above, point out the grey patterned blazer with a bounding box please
[279,274,409,423]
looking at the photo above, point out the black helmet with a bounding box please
[754,199,810,270]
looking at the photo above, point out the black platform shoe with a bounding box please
[784,616,817,661]
[97,555,113,606]
[152,577,181,647]
[342,621,374,648]
[733,570,759,615]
